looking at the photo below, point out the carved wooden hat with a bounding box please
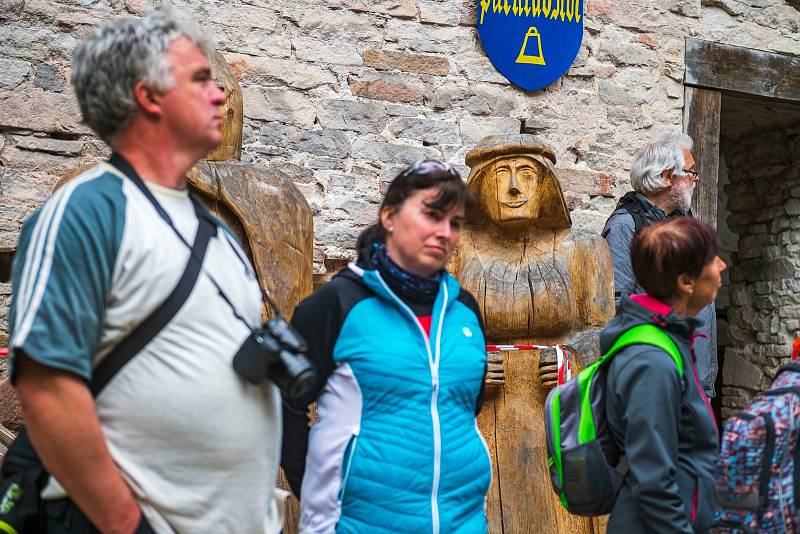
[464,134,557,170]
[464,134,571,229]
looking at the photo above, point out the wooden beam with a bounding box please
[685,38,800,103]
[684,86,721,228]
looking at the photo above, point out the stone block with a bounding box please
[34,63,64,92]
[570,209,609,234]
[729,285,753,307]
[598,69,656,107]
[388,117,459,145]
[0,58,30,90]
[225,53,335,90]
[723,352,764,388]
[786,198,800,215]
[598,35,660,67]
[242,86,316,127]
[455,53,509,84]
[754,206,785,223]
[200,2,282,31]
[259,122,351,158]
[0,26,77,63]
[667,0,702,18]
[295,8,385,46]
[741,258,796,281]
[0,89,89,135]
[349,73,425,104]
[430,83,515,116]
[317,99,389,134]
[294,38,362,66]
[12,135,83,156]
[555,167,617,198]
[385,20,475,55]
[362,49,449,76]
[418,0,461,25]
[221,32,291,59]
[265,161,315,184]
[305,0,417,18]
[458,116,521,146]
[351,138,440,164]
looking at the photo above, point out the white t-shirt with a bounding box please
[9,162,283,533]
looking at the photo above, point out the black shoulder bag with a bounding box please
[0,153,217,533]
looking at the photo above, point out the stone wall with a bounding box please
[0,0,798,336]
[721,128,800,418]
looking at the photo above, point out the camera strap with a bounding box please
[108,153,256,330]
[93,154,220,395]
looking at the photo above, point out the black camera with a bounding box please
[232,315,316,399]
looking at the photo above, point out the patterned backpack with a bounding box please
[713,363,800,532]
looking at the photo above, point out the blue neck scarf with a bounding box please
[374,244,442,309]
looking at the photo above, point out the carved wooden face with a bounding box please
[204,50,243,162]
[477,155,546,224]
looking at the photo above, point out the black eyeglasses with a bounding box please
[398,159,460,180]
[682,168,700,179]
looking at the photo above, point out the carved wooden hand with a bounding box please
[538,345,581,390]
[485,351,505,385]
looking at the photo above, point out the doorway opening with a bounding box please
[683,38,800,419]
[715,96,800,419]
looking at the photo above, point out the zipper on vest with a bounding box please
[375,272,446,534]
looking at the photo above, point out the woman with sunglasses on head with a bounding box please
[603,216,722,533]
[281,160,492,533]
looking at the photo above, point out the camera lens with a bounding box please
[276,350,316,399]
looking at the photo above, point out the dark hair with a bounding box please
[630,217,720,301]
[356,161,476,251]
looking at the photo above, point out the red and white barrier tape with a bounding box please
[486,344,572,385]
[0,348,7,358]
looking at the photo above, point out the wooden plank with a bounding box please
[683,86,721,228]
[685,38,800,103]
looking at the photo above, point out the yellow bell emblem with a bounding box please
[516,26,546,65]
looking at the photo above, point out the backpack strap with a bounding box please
[89,208,215,396]
[776,362,800,379]
[614,192,649,234]
[575,324,683,446]
[599,324,684,379]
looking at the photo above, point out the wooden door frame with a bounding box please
[682,38,800,226]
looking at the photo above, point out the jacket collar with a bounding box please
[600,294,700,354]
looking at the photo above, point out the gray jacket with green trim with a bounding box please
[603,295,719,533]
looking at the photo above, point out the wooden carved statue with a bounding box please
[449,134,615,534]
[22,52,313,531]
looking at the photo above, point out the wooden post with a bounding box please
[683,86,721,228]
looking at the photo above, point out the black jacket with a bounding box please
[604,295,719,533]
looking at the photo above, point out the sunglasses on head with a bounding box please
[398,159,460,180]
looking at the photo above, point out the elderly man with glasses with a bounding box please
[602,132,717,399]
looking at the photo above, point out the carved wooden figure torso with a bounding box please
[451,135,614,534]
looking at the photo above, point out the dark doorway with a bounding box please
[683,39,800,419]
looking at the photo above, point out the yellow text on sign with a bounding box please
[480,0,582,25]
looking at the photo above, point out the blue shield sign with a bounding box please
[477,0,585,91]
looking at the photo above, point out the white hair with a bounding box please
[630,132,694,195]
[71,7,215,143]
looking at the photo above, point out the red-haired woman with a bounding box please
[603,216,723,533]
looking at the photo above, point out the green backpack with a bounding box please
[544,324,684,516]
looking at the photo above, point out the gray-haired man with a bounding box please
[602,133,717,398]
[9,10,283,533]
